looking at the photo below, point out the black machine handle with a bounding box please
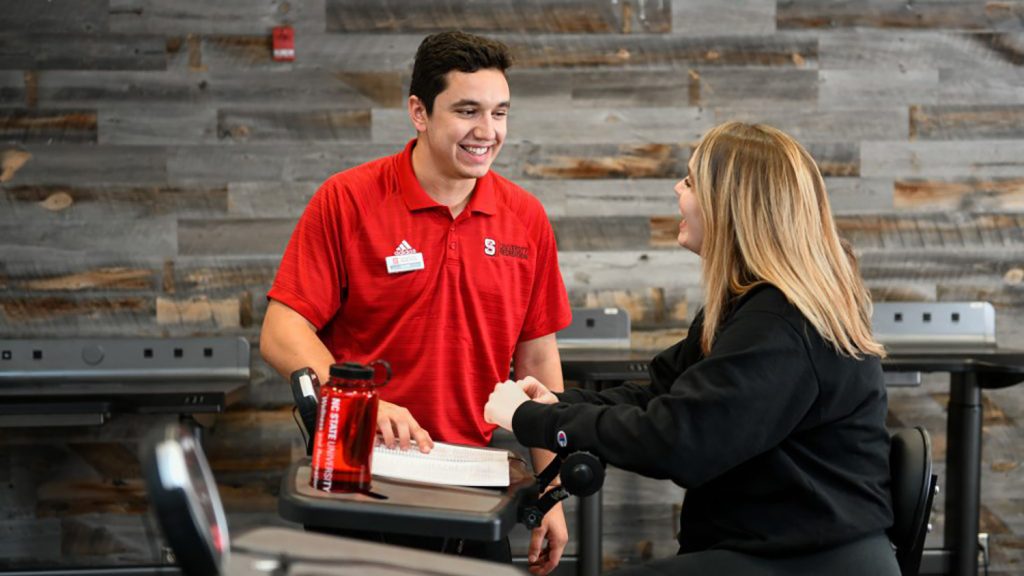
[289,367,321,455]
[519,451,605,529]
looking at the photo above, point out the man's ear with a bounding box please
[408,95,429,132]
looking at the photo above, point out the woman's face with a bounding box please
[674,163,704,255]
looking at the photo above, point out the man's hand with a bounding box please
[377,400,433,452]
[528,502,568,575]
[517,376,558,405]
[484,380,531,431]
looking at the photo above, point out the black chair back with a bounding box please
[887,426,938,576]
[141,424,230,576]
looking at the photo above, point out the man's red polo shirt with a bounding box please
[268,139,571,446]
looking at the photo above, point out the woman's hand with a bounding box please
[484,380,531,431]
[517,375,558,404]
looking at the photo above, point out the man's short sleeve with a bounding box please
[266,181,347,329]
[518,208,571,342]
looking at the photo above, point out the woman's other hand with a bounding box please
[517,375,558,404]
[484,379,531,431]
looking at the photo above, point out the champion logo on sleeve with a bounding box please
[556,430,568,448]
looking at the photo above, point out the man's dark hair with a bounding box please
[409,31,512,115]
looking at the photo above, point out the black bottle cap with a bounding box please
[329,362,374,380]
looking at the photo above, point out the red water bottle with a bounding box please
[310,361,389,493]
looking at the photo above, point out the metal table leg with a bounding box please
[578,489,602,576]
[946,373,982,576]
[576,377,602,576]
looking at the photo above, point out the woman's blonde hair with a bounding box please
[690,122,885,359]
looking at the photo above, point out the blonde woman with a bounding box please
[485,122,899,575]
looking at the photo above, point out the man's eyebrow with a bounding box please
[449,99,511,108]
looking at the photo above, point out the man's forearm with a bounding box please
[513,334,565,479]
[260,300,336,383]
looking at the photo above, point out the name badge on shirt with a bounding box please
[386,253,425,274]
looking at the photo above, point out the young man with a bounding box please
[260,31,570,574]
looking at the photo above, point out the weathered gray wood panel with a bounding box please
[0,218,177,258]
[837,213,1024,249]
[509,69,690,108]
[324,0,672,34]
[370,109,415,144]
[109,0,325,35]
[178,218,294,256]
[165,145,282,185]
[506,34,818,68]
[523,179,680,218]
[32,71,194,107]
[291,34,421,72]
[826,178,894,213]
[2,144,167,185]
[0,0,108,34]
[164,35,273,72]
[501,142,688,180]
[565,69,689,107]
[32,70,377,108]
[910,105,1024,140]
[167,143,398,186]
[226,181,318,218]
[554,217,656,251]
[818,31,1024,70]
[196,70,382,107]
[715,107,909,142]
[819,69,939,108]
[894,178,1024,211]
[171,256,281,294]
[99,105,218,145]
[559,250,700,294]
[691,68,818,106]
[862,140,1024,178]
[859,249,1024,282]
[939,68,1024,106]
[0,109,97,143]
[218,109,371,142]
[778,1,1024,31]
[0,34,167,71]
[335,71,407,108]
[510,107,712,144]
[0,71,24,105]
[672,0,775,37]
[0,294,157,337]
[0,185,228,221]
[801,142,860,177]
[0,263,160,294]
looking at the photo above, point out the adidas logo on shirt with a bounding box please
[394,240,417,256]
[386,240,425,274]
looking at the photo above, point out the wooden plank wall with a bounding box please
[1,1,1023,573]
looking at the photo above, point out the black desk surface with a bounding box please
[0,380,249,414]
[559,346,1024,389]
[228,527,524,576]
[279,456,534,542]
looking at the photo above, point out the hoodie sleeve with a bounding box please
[512,311,819,488]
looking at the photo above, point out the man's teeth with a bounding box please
[462,145,488,155]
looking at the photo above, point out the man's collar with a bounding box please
[397,139,496,215]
